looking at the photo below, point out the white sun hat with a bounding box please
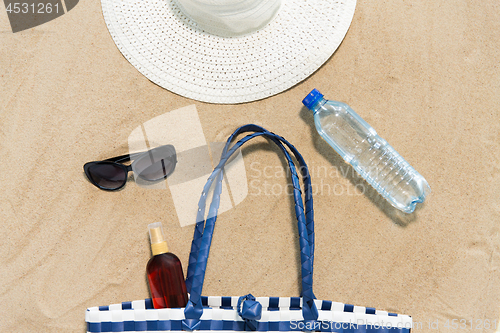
[101,0,356,104]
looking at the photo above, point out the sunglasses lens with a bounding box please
[134,146,176,181]
[87,163,127,189]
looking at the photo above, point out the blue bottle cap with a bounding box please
[302,89,324,110]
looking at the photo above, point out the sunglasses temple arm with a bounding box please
[104,151,144,163]
[103,145,176,163]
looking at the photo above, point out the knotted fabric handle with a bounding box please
[182,125,318,331]
[186,125,315,290]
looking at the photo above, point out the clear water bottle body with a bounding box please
[304,89,430,213]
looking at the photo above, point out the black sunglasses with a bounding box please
[84,145,177,191]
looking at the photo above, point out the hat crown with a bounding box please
[175,0,282,37]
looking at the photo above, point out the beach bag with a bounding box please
[86,125,412,333]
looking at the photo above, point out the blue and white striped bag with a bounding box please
[86,125,412,333]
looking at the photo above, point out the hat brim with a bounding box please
[101,0,357,104]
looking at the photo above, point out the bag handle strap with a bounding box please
[186,125,315,290]
[222,125,314,255]
[183,126,318,331]
[187,126,315,293]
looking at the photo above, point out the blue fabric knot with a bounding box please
[237,294,262,331]
[182,300,203,331]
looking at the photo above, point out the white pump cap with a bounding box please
[148,222,169,256]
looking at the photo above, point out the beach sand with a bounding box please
[1,0,499,332]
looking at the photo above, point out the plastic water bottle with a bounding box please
[302,89,430,213]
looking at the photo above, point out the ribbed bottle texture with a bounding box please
[303,89,430,213]
[353,143,428,212]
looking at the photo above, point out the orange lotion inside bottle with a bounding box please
[146,222,188,309]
